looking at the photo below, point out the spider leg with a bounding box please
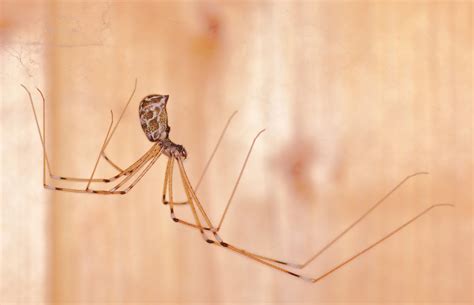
[162,126,264,229]
[49,144,155,183]
[175,159,453,282]
[85,110,115,190]
[21,85,51,186]
[110,146,163,193]
[43,145,161,195]
[161,111,239,206]
[194,110,238,191]
[185,126,433,268]
[211,203,453,282]
[99,78,138,171]
[160,157,215,242]
[173,158,215,242]
[162,157,212,231]
[21,81,139,183]
[221,172,434,269]
[101,152,124,172]
[215,129,265,232]
[162,157,188,206]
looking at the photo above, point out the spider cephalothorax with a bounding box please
[160,139,188,159]
[139,94,187,159]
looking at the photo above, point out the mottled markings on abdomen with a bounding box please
[138,94,170,142]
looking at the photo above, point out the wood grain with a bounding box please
[1,1,472,304]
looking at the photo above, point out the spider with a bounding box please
[21,81,453,283]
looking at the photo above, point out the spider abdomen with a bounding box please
[139,94,170,142]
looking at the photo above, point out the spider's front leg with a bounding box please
[44,145,162,195]
[22,81,143,188]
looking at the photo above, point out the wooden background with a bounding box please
[1,1,472,304]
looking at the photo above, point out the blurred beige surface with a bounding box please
[1,1,472,304]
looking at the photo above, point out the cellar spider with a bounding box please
[21,81,453,283]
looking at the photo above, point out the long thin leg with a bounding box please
[86,110,114,190]
[177,159,216,230]
[175,143,439,271]
[22,82,139,183]
[216,129,265,231]
[282,172,431,268]
[174,161,453,281]
[201,128,430,258]
[102,153,124,172]
[40,88,46,186]
[114,147,163,193]
[177,159,229,245]
[161,111,239,206]
[161,157,195,206]
[55,78,139,179]
[243,172,433,269]
[166,128,265,228]
[100,78,138,171]
[26,82,160,188]
[163,157,213,231]
[55,108,237,189]
[21,85,52,181]
[49,144,154,183]
[109,145,160,191]
[44,145,161,195]
[175,158,215,242]
[186,146,432,268]
[194,110,238,191]
[216,203,453,282]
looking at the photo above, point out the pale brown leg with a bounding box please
[174,160,453,282]
[102,153,124,172]
[113,148,163,193]
[21,85,52,185]
[44,145,161,195]
[175,158,215,242]
[216,129,265,231]
[162,157,212,231]
[177,160,216,229]
[234,172,434,269]
[161,111,239,207]
[85,110,115,190]
[43,144,157,194]
[182,138,433,268]
[215,203,453,282]
[50,145,154,183]
[97,78,138,171]
[194,110,238,191]
[21,81,141,184]
[108,145,159,191]
[161,158,199,206]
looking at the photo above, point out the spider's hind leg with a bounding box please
[161,110,239,207]
[174,159,453,282]
[210,203,453,283]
